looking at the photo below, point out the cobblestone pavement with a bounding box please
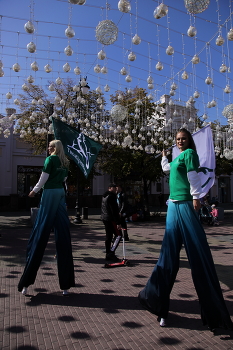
[1,210,233,350]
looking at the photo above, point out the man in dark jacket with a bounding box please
[101,184,122,261]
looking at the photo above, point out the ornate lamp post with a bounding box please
[73,77,90,224]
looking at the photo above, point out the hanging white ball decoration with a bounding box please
[6,92,12,99]
[156,61,163,70]
[48,84,55,91]
[96,20,118,46]
[0,68,4,77]
[27,42,36,53]
[24,21,35,34]
[111,104,127,122]
[147,75,153,84]
[44,64,52,73]
[181,71,189,80]
[171,82,178,90]
[224,85,231,93]
[96,86,102,93]
[205,76,212,85]
[56,77,63,85]
[14,98,20,105]
[104,84,110,92]
[153,3,168,19]
[120,67,127,75]
[65,26,75,38]
[132,34,141,45]
[128,52,136,61]
[170,90,175,96]
[193,90,200,98]
[94,64,101,73]
[74,66,81,75]
[220,64,227,73]
[216,35,225,46]
[147,94,153,100]
[227,28,233,41]
[211,100,217,107]
[191,54,200,64]
[64,45,73,56]
[125,75,132,82]
[118,0,131,13]
[148,84,154,89]
[187,25,197,37]
[12,63,21,72]
[22,83,29,91]
[63,62,71,72]
[27,75,34,83]
[73,85,80,92]
[184,0,210,14]
[31,61,39,71]
[69,0,86,4]
[98,49,106,60]
[222,104,233,120]
[101,66,108,74]
[166,45,174,55]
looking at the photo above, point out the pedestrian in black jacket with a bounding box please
[101,184,122,261]
[116,185,129,241]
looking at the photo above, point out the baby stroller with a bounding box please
[199,204,212,225]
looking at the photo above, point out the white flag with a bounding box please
[172,125,215,198]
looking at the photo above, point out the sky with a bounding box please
[0,0,232,126]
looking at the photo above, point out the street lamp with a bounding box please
[73,77,90,224]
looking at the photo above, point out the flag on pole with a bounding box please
[52,118,102,178]
[172,125,215,198]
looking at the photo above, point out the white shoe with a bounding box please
[22,287,28,295]
[160,318,166,327]
[63,290,69,296]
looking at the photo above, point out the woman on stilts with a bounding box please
[138,128,233,332]
[18,140,75,296]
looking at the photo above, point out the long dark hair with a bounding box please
[176,128,197,152]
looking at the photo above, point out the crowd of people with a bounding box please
[18,131,232,333]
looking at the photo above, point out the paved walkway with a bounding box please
[1,206,233,349]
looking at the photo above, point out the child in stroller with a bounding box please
[210,204,219,226]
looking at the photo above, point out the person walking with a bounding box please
[18,140,75,296]
[116,185,129,241]
[138,128,233,332]
[101,184,122,261]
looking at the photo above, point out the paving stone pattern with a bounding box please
[1,211,233,349]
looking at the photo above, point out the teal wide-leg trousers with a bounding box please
[18,188,75,291]
[139,200,232,330]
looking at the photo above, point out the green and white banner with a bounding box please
[52,118,102,178]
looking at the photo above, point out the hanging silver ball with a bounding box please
[219,64,227,73]
[65,26,75,38]
[192,54,200,64]
[216,35,225,46]
[118,0,131,13]
[63,63,71,72]
[98,49,106,60]
[187,25,197,37]
[153,3,168,19]
[94,64,101,73]
[132,34,141,45]
[24,21,35,34]
[156,61,163,71]
[128,52,136,61]
[74,66,81,75]
[96,20,118,45]
[184,0,210,14]
[27,75,34,83]
[44,64,52,73]
[205,76,212,85]
[181,71,189,80]
[12,63,21,72]
[31,61,39,71]
[56,77,63,85]
[27,42,36,53]
[64,45,73,56]
[125,75,132,82]
[120,67,127,75]
[69,0,86,4]
[227,28,233,41]
[166,45,174,55]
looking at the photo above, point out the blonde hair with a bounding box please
[49,140,69,169]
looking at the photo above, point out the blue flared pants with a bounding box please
[18,188,75,291]
[139,200,232,330]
